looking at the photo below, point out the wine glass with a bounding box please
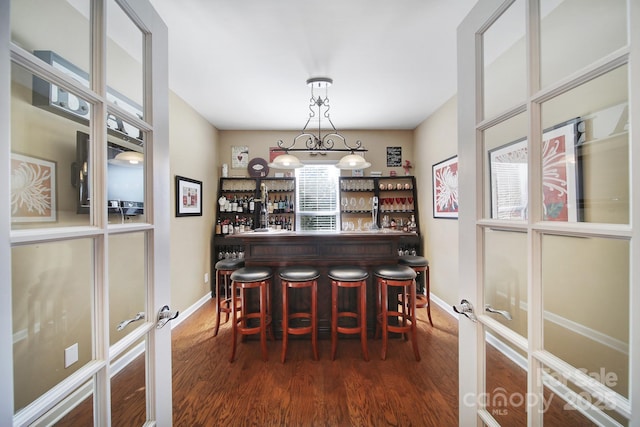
[341,196,348,212]
[407,197,414,211]
[399,197,407,212]
[395,197,403,212]
[380,197,388,212]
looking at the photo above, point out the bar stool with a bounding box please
[229,266,273,362]
[374,264,420,361]
[280,266,320,363]
[213,258,245,337]
[398,255,432,326]
[328,266,369,361]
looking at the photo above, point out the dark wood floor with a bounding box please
[58,298,596,426]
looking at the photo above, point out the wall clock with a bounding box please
[248,157,269,177]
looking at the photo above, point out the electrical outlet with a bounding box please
[204,273,209,283]
[65,343,78,368]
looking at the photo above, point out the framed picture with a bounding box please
[11,153,57,222]
[432,155,458,219]
[175,175,202,217]
[386,146,402,167]
[231,146,249,168]
[489,118,581,221]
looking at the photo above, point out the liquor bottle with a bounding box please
[249,197,255,213]
[215,218,222,235]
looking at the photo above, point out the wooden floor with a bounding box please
[171,300,459,427]
[58,298,596,426]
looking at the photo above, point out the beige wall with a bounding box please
[218,129,414,178]
[414,95,459,307]
[169,92,219,312]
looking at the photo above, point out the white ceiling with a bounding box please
[148,0,478,131]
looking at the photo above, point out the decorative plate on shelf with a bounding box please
[248,157,269,177]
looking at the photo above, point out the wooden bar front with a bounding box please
[231,230,418,338]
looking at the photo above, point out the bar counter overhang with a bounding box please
[226,229,420,338]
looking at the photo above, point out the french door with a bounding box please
[458,0,638,425]
[1,0,172,425]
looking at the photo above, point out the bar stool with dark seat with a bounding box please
[374,264,420,361]
[328,266,370,361]
[398,255,432,326]
[213,258,245,337]
[229,266,273,362]
[280,266,320,363]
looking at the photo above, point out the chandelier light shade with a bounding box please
[269,77,370,170]
[269,153,304,169]
[111,151,144,166]
[335,153,371,170]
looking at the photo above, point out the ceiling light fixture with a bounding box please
[111,151,144,166]
[268,77,370,170]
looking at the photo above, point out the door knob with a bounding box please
[453,299,477,322]
[156,305,179,329]
[117,312,145,331]
[484,304,513,320]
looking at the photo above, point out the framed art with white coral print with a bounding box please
[11,153,57,222]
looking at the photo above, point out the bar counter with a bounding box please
[227,229,420,338]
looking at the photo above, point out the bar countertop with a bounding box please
[220,229,421,337]
[228,228,418,267]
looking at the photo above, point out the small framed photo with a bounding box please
[432,155,459,219]
[175,175,202,217]
[232,146,249,168]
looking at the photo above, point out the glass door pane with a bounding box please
[11,63,93,229]
[541,65,629,224]
[484,113,528,220]
[542,234,629,398]
[11,0,91,85]
[109,231,146,345]
[111,339,147,424]
[482,0,526,119]
[485,333,527,425]
[106,0,144,118]
[484,229,527,337]
[11,239,94,412]
[540,0,627,88]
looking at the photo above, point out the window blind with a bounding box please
[295,165,339,231]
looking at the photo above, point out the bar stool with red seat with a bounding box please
[229,266,273,362]
[374,264,420,361]
[213,258,245,337]
[328,266,369,361]
[280,266,320,363]
[398,255,432,326]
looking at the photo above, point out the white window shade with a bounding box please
[296,165,339,231]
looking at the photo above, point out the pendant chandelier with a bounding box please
[268,77,371,170]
